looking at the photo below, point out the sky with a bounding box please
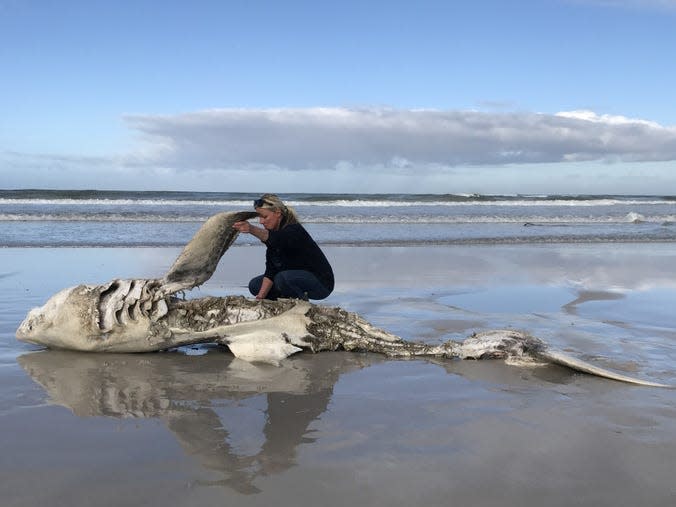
[1,0,676,195]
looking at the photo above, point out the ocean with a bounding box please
[1,189,675,247]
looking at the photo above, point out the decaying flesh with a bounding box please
[15,211,671,387]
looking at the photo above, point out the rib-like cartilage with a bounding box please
[99,280,133,331]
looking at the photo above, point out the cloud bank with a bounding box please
[5,107,676,193]
[123,108,676,172]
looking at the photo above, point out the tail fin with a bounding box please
[536,349,672,388]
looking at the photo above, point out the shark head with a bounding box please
[16,285,105,350]
[16,279,179,352]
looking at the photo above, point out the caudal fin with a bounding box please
[536,349,672,388]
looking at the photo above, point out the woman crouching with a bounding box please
[233,194,334,301]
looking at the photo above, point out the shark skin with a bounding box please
[15,211,672,387]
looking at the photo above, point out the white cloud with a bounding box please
[5,107,676,194]
[122,107,676,171]
[554,110,662,128]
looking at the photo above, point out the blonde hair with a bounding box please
[254,193,299,227]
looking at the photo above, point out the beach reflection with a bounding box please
[18,348,379,494]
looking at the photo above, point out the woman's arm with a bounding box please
[256,276,274,300]
[233,221,274,299]
[233,221,269,242]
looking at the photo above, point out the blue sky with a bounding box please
[2,0,676,194]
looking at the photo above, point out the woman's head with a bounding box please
[253,194,299,230]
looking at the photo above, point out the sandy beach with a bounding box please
[1,244,676,506]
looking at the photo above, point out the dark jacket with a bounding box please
[264,223,334,292]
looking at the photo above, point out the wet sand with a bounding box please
[1,244,676,506]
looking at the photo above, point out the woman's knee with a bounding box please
[272,271,296,296]
[274,270,329,300]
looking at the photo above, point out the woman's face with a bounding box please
[257,208,283,231]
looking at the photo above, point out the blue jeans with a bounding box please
[249,271,331,300]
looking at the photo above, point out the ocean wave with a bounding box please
[1,194,675,208]
[3,212,676,224]
[625,212,645,223]
[0,198,252,207]
[0,213,207,222]
[287,198,676,207]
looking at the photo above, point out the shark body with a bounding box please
[15,211,671,387]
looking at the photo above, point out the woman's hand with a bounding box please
[232,221,252,233]
[233,220,269,242]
